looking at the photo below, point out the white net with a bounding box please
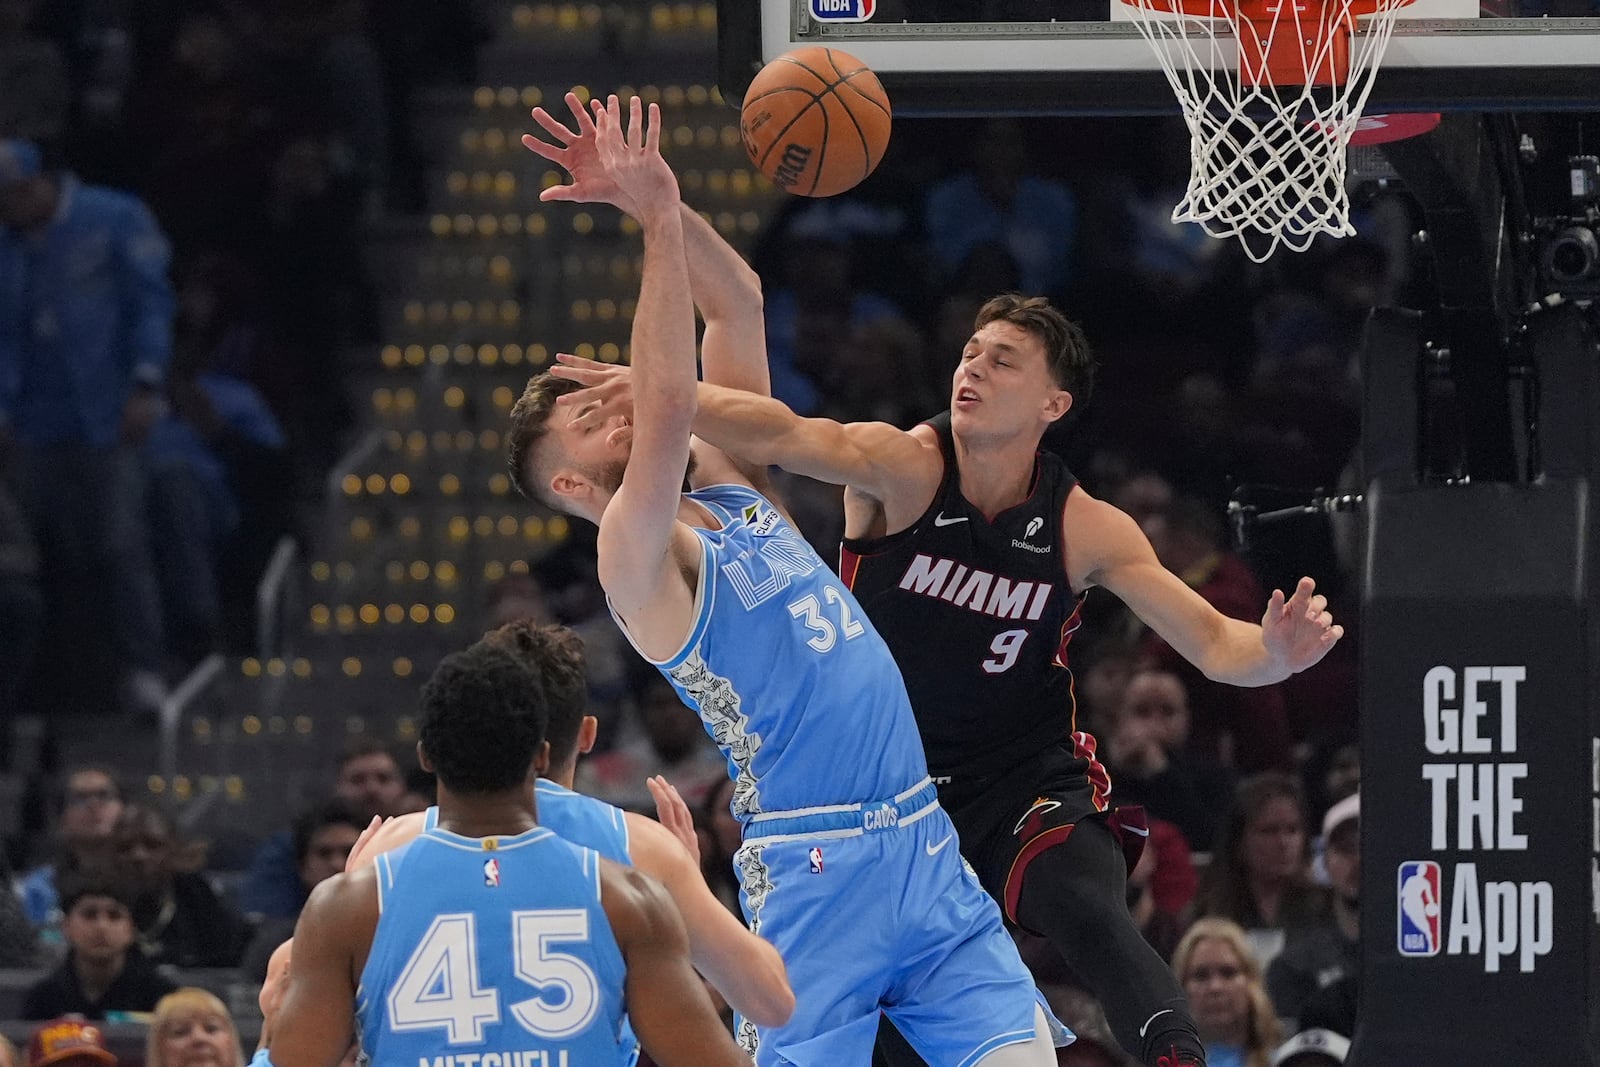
[1119,0,1415,261]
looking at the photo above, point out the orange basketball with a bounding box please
[740,47,892,198]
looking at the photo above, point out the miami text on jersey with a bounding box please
[897,553,1053,620]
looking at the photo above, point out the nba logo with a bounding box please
[1397,861,1441,956]
[808,847,824,874]
[810,0,876,21]
[484,858,501,888]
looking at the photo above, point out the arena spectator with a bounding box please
[22,871,175,1020]
[113,805,247,968]
[1200,773,1325,970]
[20,765,125,927]
[1173,918,1282,1067]
[1269,793,1359,1025]
[1271,1028,1348,1067]
[578,669,725,812]
[0,850,38,964]
[238,800,366,980]
[145,988,245,1067]
[24,1019,117,1067]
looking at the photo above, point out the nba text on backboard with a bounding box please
[1412,665,1554,974]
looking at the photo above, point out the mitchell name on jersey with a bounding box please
[897,553,1054,621]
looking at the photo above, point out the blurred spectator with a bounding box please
[23,871,175,1020]
[0,1032,14,1067]
[578,670,727,812]
[20,765,125,927]
[1270,1028,1348,1067]
[0,0,67,143]
[924,118,1078,298]
[1103,668,1234,849]
[0,137,174,715]
[1127,817,1198,961]
[0,480,41,718]
[696,776,743,915]
[113,805,247,968]
[1071,637,1140,736]
[240,738,406,918]
[24,1018,117,1067]
[818,316,943,429]
[0,850,38,964]
[239,800,366,980]
[1200,774,1325,970]
[1172,918,1282,1067]
[1269,794,1360,1029]
[145,988,245,1067]
[1137,496,1293,771]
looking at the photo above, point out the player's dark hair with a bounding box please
[507,372,583,508]
[291,800,368,867]
[975,294,1095,402]
[484,619,588,768]
[419,642,549,795]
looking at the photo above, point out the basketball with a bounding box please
[740,46,891,198]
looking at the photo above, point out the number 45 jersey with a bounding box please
[615,482,929,822]
[357,825,631,1067]
[840,412,1088,781]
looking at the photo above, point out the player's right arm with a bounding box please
[601,862,754,1067]
[624,811,793,1027]
[271,870,378,1067]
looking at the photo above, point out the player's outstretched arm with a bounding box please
[271,871,376,1067]
[1064,488,1343,687]
[602,863,755,1067]
[625,809,794,1027]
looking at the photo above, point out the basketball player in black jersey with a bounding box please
[552,303,1339,1065]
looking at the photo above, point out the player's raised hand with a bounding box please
[591,94,679,213]
[551,352,635,431]
[521,91,638,214]
[345,815,385,874]
[647,774,701,867]
[1260,576,1344,673]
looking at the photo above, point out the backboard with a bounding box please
[719,0,1600,114]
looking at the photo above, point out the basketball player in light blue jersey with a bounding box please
[269,641,751,1067]
[508,93,1060,1066]
[348,618,794,1035]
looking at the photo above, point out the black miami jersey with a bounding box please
[840,413,1103,791]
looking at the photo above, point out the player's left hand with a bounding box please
[346,815,386,874]
[590,95,679,211]
[522,91,638,214]
[647,774,701,867]
[551,352,635,430]
[1260,576,1344,674]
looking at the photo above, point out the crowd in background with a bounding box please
[0,2,1409,1065]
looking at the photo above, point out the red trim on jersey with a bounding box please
[1072,730,1112,812]
[839,544,863,590]
[1004,823,1076,924]
[1050,597,1085,669]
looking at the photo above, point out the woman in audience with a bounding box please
[1172,918,1282,1067]
[146,988,246,1067]
[113,806,248,968]
[1199,772,1325,968]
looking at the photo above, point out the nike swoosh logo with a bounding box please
[1124,825,1151,837]
[933,513,968,527]
[1139,1009,1175,1039]
[925,835,954,856]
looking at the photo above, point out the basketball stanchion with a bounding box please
[1117,0,1420,260]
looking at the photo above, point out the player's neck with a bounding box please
[433,787,539,838]
[951,429,1039,519]
[541,765,578,790]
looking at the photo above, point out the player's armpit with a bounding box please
[602,863,755,1067]
[271,872,377,1067]
[626,815,794,1027]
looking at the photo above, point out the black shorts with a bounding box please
[933,741,1147,933]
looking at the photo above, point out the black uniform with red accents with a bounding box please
[841,412,1142,925]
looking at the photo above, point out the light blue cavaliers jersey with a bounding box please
[357,825,630,1067]
[617,482,929,821]
[424,783,631,866]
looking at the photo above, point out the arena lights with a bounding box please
[293,660,312,678]
[310,561,330,581]
[342,658,362,678]
[393,658,413,677]
[294,715,313,734]
[410,561,431,581]
[437,561,459,583]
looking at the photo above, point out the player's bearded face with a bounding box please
[582,450,697,495]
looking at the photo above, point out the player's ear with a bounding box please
[1042,388,1073,424]
[532,740,551,778]
[577,716,599,756]
[415,741,432,774]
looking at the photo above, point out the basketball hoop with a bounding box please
[1118,0,1420,260]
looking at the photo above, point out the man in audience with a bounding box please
[25,1019,118,1067]
[1271,1028,1349,1067]
[1268,793,1359,1025]
[22,872,175,1019]
[239,800,367,979]
[20,765,124,927]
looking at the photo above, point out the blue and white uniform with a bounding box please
[616,482,1066,1065]
[357,824,631,1067]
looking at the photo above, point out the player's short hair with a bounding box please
[483,620,588,768]
[507,372,583,508]
[420,642,549,795]
[975,294,1095,402]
